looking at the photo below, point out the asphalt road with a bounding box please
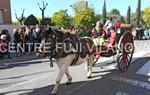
[0,40,150,95]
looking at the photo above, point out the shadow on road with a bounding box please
[0,57,150,95]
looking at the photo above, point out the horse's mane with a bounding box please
[43,27,79,43]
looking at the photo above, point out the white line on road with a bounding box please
[132,51,149,62]
[0,74,50,93]
[115,91,130,95]
[136,61,150,76]
[110,76,150,90]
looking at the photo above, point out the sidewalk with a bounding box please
[0,54,38,69]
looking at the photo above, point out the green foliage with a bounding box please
[111,9,120,15]
[51,10,71,28]
[24,14,39,25]
[74,7,95,28]
[143,6,150,26]
[71,0,88,13]
[107,9,125,23]
[136,0,141,25]
[130,13,136,25]
[94,14,101,22]
[126,6,131,24]
[12,21,20,25]
[40,17,53,25]
[113,15,125,23]
[102,0,107,23]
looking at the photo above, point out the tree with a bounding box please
[126,6,131,24]
[71,0,88,13]
[111,9,120,15]
[24,14,39,25]
[51,10,71,29]
[102,0,107,24]
[107,9,123,23]
[74,7,95,28]
[40,17,54,25]
[143,6,150,26]
[136,0,141,25]
[94,14,101,22]
[12,21,20,25]
[38,1,48,20]
[15,9,26,25]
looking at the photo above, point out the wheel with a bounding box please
[117,30,134,72]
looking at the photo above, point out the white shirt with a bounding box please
[104,20,113,30]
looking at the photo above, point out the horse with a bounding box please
[37,27,95,95]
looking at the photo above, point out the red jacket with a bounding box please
[104,30,116,47]
[109,30,116,46]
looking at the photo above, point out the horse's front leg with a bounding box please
[51,65,66,95]
[65,67,72,85]
[49,57,54,67]
[87,54,94,78]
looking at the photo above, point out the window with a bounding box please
[0,10,3,24]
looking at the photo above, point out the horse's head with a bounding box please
[36,26,57,59]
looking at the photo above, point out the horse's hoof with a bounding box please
[66,81,72,85]
[87,76,92,79]
[50,63,53,67]
[50,92,57,95]
[92,64,95,66]
[50,94,56,95]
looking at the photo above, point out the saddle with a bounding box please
[58,33,93,65]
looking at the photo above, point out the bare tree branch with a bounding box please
[37,1,48,20]
[14,9,25,25]
[38,3,43,11]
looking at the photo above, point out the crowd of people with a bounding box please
[0,17,150,60]
[0,25,47,59]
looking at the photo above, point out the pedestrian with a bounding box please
[0,29,11,59]
[13,28,20,56]
[0,35,7,59]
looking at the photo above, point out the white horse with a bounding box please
[37,27,95,95]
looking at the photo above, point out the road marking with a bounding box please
[109,76,150,90]
[96,51,148,64]
[115,91,130,95]
[136,61,150,76]
[0,74,50,93]
[132,51,148,62]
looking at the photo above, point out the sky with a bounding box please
[11,0,150,21]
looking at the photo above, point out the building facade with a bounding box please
[0,0,12,24]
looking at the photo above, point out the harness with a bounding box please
[45,28,83,66]
[70,35,80,66]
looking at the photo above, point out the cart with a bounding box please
[93,24,134,72]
